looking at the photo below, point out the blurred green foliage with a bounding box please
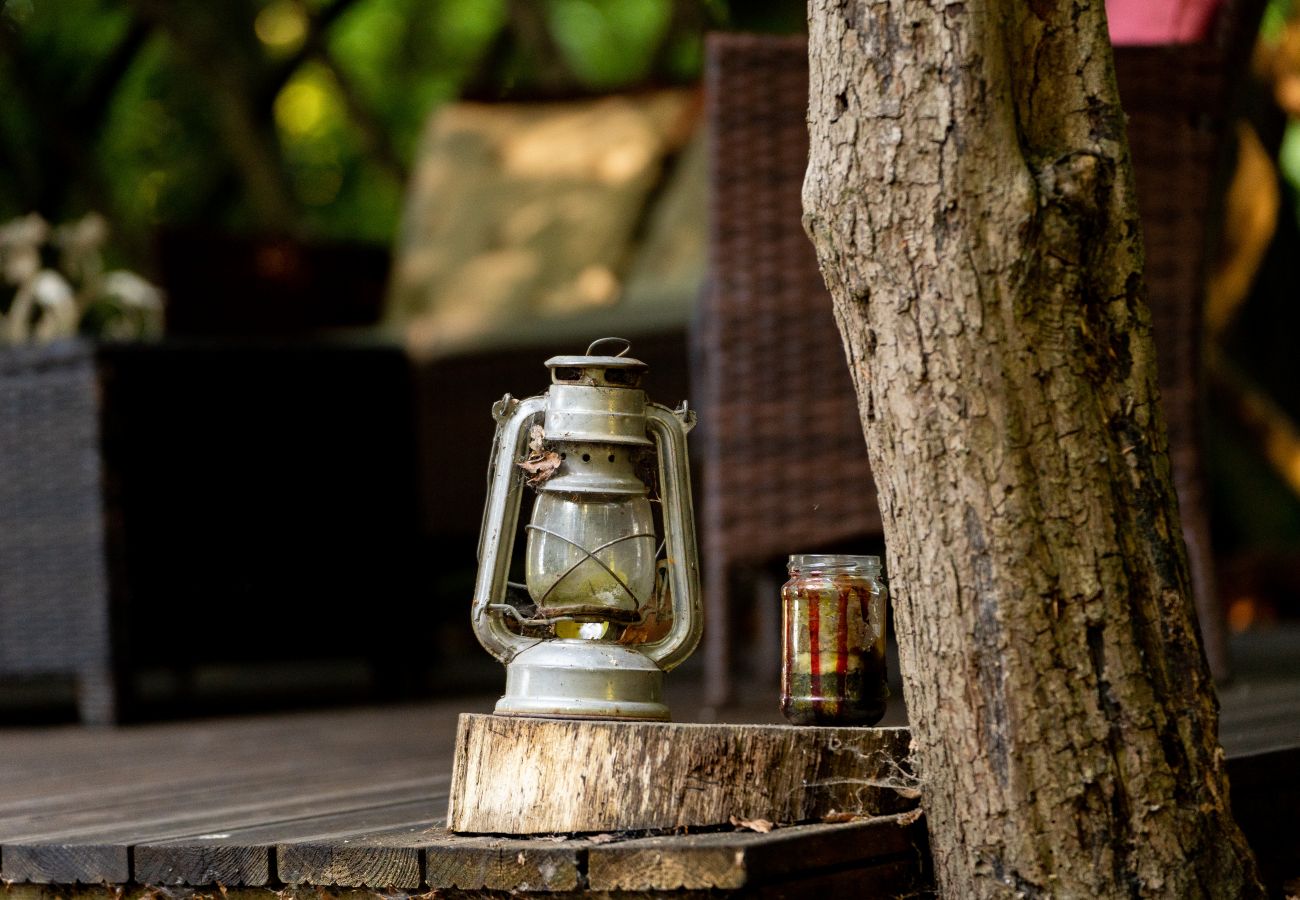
[0,0,803,268]
[1262,0,1294,41]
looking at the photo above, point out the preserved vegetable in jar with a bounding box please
[781,554,888,726]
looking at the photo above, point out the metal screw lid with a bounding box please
[787,554,882,574]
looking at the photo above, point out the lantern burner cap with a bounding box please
[546,337,647,388]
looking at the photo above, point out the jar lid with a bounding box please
[788,553,881,572]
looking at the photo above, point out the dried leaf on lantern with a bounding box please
[526,424,545,456]
[729,815,775,833]
[518,424,562,486]
[618,558,674,644]
[518,452,562,482]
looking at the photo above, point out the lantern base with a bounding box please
[495,639,669,721]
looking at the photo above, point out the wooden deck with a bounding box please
[0,691,932,897]
[1,641,1297,897]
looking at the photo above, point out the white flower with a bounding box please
[100,270,164,310]
[30,270,79,342]
[0,213,48,285]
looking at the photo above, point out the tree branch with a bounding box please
[123,0,299,232]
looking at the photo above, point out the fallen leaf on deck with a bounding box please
[820,810,863,824]
[729,815,774,833]
[897,807,925,826]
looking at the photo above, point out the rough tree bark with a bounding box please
[802,1,1264,896]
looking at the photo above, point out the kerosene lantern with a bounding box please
[471,338,701,721]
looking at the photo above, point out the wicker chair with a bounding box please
[0,338,426,723]
[0,341,116,724]
[696,14,1263,704]
[696,35,883,707]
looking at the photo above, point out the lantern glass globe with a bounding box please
[525,492,656,626]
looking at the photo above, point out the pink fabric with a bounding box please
[1106,0,1222,44]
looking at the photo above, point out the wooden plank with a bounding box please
[587,813,923,891]
[449,714,915,834]
[0,735,446,807]
[0,701,470,887]
[0,707,465,809]
[0,763,302,820]
[136,797,443,887]
[137,798,442,888]
[0,764,352,836]
[423,830,586,892]
[1,845,130,888]
[278,821,441,889]
[2,777,446,885]
[133,843,266,890]
[0,705,466,837]
[0,761,442,841]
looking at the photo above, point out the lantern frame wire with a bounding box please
[524,523,656,610]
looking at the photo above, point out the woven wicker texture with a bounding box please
[700,34,881,558]
[0,341,115,723]
[697,21,1259,700]
[696,35,883,702]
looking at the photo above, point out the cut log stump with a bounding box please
[448,713,915,834]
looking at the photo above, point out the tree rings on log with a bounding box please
[448,713,915,835]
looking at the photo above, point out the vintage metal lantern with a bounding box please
[472,338,701,720]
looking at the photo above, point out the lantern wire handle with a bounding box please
[586,336,631,357]
[473,394,547,663]
[637,403,702,670]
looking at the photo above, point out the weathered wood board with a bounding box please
[424,833,587,891]
[585,813,924,891]
[278,822,435,889]
[448,714,916,834]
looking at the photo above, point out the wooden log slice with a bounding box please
[448,714,915,834]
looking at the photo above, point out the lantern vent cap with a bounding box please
[546,337,648,387]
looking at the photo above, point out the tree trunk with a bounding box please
[802,1,1263,896]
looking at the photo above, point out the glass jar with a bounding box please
[781,554,889,726]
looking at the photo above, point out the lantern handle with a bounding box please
[471,393,546,663]
[639,403,703,671]
[585,336,631,357]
